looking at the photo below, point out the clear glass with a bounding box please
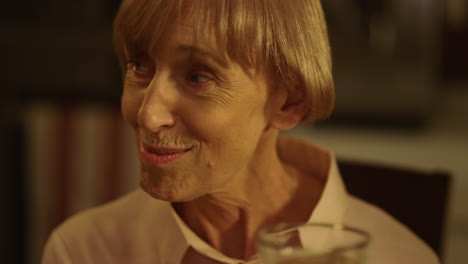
[257,223,371,264]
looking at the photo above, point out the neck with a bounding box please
[173,131,323,260]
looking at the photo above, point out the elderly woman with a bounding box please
[42,0,439,263]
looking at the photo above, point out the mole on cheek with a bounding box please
[207,161,215,168]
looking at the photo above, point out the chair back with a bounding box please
[338,159,451,258]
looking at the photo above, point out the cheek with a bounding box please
[121,90,142,127]
[180,103,236,139]
[181,101,264,154]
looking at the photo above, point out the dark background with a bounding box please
[1,1,121,263]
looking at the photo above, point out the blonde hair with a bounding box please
[113,0,334,122]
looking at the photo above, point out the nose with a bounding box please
[137,77,176,133]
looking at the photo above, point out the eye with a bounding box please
[124,58,154,88]
[127,59,152,74]
[187,73,212,84]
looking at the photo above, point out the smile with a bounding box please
[140,143,191,166]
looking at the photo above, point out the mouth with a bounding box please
[140,143,192,166]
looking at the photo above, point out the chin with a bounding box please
[139,173,203,202]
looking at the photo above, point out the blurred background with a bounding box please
[1,0,467,263]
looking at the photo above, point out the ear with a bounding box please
[268,87,308,130]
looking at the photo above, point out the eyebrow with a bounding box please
[175,45,228,68]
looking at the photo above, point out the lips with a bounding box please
[146,146,186,155]
[140,142,191,166]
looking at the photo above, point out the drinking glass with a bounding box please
[257,223,371,264]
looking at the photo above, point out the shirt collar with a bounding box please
[171,207,247,264]
[147,198,189,264]
[276,135,349,223]
[308,153,349,223]
[158,135,349,263]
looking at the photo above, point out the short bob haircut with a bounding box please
[113,0,334,122]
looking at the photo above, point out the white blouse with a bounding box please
[42,136,439,264]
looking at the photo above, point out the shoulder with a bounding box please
[42,189,169,263]
[344,196,440,264]
[58,189,164,236]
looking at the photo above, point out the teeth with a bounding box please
[150,149,177,155]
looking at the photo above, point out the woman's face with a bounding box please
[122,24,281,201]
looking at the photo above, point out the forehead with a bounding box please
[115,0,265,70]
[137,24,231,70]
[152,23,219,55]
